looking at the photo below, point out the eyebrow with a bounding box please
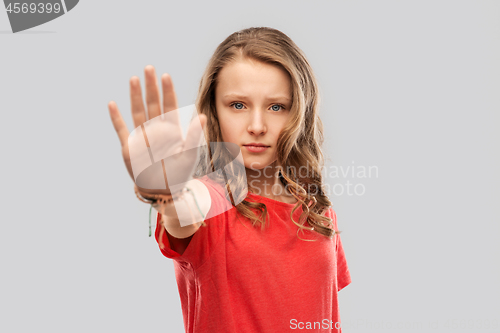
[222,93,291,102]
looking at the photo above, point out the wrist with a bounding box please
[134,185,184,205]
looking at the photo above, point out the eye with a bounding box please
[230,102,245,110]
[229,102,286,112]
[270,104,286,112]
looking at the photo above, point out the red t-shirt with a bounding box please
[154,175,351,332]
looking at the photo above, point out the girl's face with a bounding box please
[215,57,292,171]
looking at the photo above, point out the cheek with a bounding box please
[274,119,290,142]
[218,119,228,138]
[269,127,283,144]
[218,119,236,142]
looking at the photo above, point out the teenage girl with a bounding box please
[108,27,351,333]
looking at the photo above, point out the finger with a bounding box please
[161,73,182,127]
[108,101,130,148]
[161,73,179,113]
[144,65,162,121]
[184,114,207,151]
[130,76,147,129]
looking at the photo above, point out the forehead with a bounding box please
[216,58,292,100]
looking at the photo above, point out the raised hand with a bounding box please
[108,65,207,196]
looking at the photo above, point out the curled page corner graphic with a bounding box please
[4,0,79,33]
[129,105,248,225]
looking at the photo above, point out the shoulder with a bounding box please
[194,175,234,220]
[322,207,339,231]
[195,175,226,197]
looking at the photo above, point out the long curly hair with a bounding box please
[193,27,339,240]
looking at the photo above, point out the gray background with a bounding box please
[1,0,499,332]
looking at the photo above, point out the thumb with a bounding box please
[184,114,207,151]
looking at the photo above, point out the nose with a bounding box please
[247,109,267,136]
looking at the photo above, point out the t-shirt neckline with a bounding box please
[247,191,299,208]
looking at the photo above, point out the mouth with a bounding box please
[243,143,270,148]
[243,144,270,153]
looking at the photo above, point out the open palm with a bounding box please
[108,65,207,195]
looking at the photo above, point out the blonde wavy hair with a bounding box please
[193,27,339,240]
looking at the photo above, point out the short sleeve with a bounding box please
[327,208,352,292]
[154,213,181,260]
[154,175,231,270]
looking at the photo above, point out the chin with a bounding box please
[244,161,271,170]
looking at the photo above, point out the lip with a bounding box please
[244,144,270,153]
[244,143,270,147]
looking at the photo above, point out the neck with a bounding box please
[245,161,294,201]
